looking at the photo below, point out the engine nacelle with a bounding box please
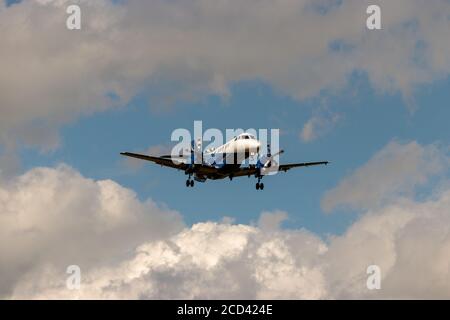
[194,173,207,183]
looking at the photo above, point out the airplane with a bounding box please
[120,132,328,190]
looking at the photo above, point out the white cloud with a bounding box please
[0,164,183,297]
[1,156,450,299]
[7,184,450,299]
[257,210,289,231]
[2,0,450,147]
[300,112,341,142]
[325,191,450,299]
[8,211,329,299]
[322,141,449,213]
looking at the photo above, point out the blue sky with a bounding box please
[18,73,450,236]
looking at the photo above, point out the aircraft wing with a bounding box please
[278,161,329,172]
[232,161,328,177]
[121,152,328,178]
[120,152,188,171]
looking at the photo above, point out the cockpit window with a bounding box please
[238,134,255,140]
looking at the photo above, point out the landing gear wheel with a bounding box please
[260,183,264,190]
[256,183,260,190]
[190,180,194,187]
[186,179,190,187]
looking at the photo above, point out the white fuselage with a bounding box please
[204,133,261,165]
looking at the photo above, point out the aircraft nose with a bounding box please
[253,140,261,153]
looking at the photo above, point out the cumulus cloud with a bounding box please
[7,209,330,299]
[0,165,183,297]
[322,140,449,213]
[324,191,450,299]
[1,153,450,299]
[2,0,450,147]
[7,183,450,299]
[257,210,289,231]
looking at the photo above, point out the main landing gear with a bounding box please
[186,174,194,187]
[255,176,264,191]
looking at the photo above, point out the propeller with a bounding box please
[190,138,203,165]
[256,144,284,174]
